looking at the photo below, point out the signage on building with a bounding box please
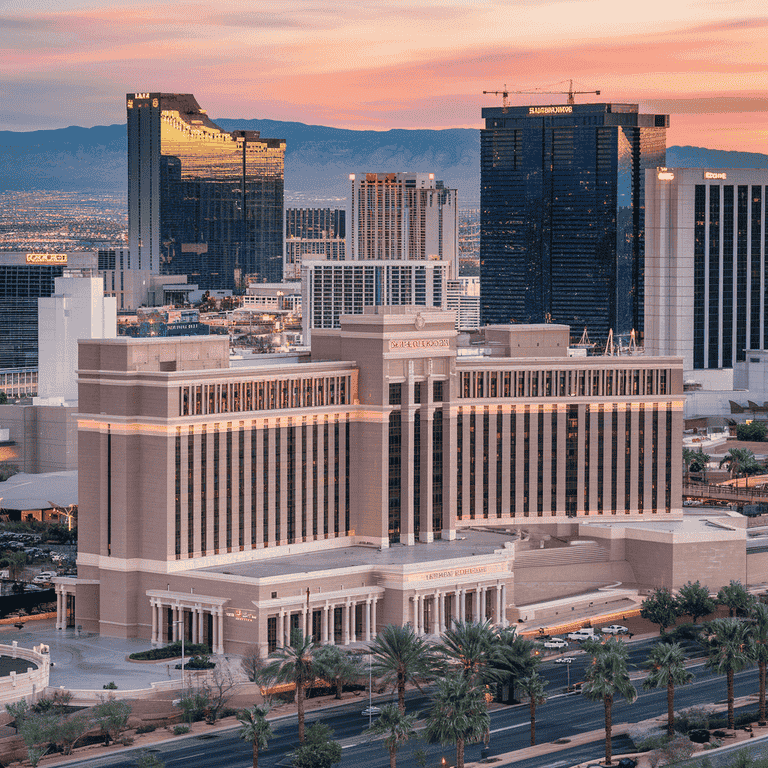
[405,562,508,583]
[26,253,67,265]
[657,169,675,180]
[389,338,450,351]
[528,105,573,115]
[704,171,727,180]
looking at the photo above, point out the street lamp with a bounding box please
[368,653,373,727]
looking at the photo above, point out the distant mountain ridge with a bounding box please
[1,119,767,204]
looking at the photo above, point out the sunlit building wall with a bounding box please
[480,103,668,340]
[284,208,346,280]
[127,93,285,290]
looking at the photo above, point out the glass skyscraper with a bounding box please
[127,93,285,289]
[480,103,668,341]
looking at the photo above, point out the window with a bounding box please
[389,383,402,405]
[433,381,444,402]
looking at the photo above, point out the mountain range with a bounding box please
[2,119,767,205]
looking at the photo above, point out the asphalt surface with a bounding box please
[58,637,768,768]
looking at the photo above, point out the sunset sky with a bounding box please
[2,0,767,151]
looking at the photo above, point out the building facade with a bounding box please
[349,173,458,277]
[127,93,285,288]
[285,208,346,280]
[480,103,668,340]
[645,167,768,374]
[301,260,449,343]
[64,309,683,655]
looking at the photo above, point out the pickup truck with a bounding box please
[567,628,597,642]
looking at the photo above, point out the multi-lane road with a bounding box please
[62,639,766,768]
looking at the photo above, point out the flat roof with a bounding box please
[201,528,517,578]
[0,471,77,510]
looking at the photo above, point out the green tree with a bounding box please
[640,587,680,634]
[365,703,417,768]
[237,704,273,768]
[5,699,29,733]
[92,699,132,745]
[676,581,717,624]
[289,722,342,768]
[702,617,753,729]
[264,630,315,743]
[18,712,59,768]
[437,620,499,684]
[749,602,768,724]
[690,449,711,480]
[134,751,166,768]
[370,624,432,714]
[582,637,637,766]
[719,447,762,481]
[718,580,755,618]
[642,642,693,736]
[55,714,92,755]
[313,645,364,699]
[518,669,547,746]
[489,627,537,703]
[683,447,699,481]
[424,674,490,768]
[736,422,768,442]
[0,392,7,405]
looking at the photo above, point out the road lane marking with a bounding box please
[489,723,528,735]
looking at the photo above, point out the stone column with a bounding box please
[412,596,418,631]
[172,607,180,642]
[416,595,423,635]
[439,592,446,634]
[150,599,157,644]
[350,602,357,643]
[459,589,466,622]
[55,588,63,631]
[343,601,350,646]
[432,591,440,635]
[495,585,502,626]
[328,605,336,645]
[371,598,378,638]
[302,606,309,640]
[472,590,479,623]
[322,605,329,644]
[501,584,507,627]
[198,609,204,645]
[479,586,486,621]
[365,600,372,642]
[217,608,224,654]
[211,609,218,653]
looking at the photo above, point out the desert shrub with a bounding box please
[172,725,190,735]
[628,725,667,752]
[136,723,157,734]
[674,704,716,734]
[181,655,214,670]
[103,682,118,690]
[648,736,696,767]
[220,707,238,719]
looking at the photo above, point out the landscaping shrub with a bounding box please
[136,724,157,734]
[172,725,190,736]
[674,705,716,734]
[103,682,118,690]
[627,725,667,752]
[129,642,209,661]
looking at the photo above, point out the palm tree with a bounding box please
[237,704,272,768]
[690,448,710,481]
[264,631,315,743]
[369,624,432,713]
[749,602,768,724]
[702,617,753,729]
[582,637,637,766]
[437,620,499,685]
[424,674,490,768]
[719,448,761,484]
[518,669,547,746]
[313,645,364,699]
[365,703,417,768]
[642,642,693,736]
[490,627,537,704]
[683,447,698,482]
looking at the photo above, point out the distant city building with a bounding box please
[349,173,458,276]
[127,92,285,289]
[301,260,449,343]
[285,208,345,280]
[244,282,302,314]
[119,307,209,338]
[0,252,98,369]
[480,103,668,340]
[36,275,117,404]
[0,368,37,399]
[447,277,480,331]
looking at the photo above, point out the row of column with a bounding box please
[55,584,75,630]
[278,596,380,646]
[150,599,225,655]
[411,583,507,636]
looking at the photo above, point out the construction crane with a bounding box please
[483,80,601,112]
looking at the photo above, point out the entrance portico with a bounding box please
[146,590,229,655]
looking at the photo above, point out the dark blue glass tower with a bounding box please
[480,103,668,341]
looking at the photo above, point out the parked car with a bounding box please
[600,625,629,635]
[543,637,568,649]
[361,706,382,717]
[567,628,597,642]
[32,571,56,583]
[554,656,574,664]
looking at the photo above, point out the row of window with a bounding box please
[458,367,669,399]
[178,375,352,416]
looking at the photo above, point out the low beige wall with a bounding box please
[0,642,50,705]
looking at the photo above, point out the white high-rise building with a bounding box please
[36,275,117,404]
[348,172,458,278]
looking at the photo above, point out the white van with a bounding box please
[567,627,597,642]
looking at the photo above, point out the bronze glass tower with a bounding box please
[127,93,285,289]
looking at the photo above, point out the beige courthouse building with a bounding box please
[56,308,689,656]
